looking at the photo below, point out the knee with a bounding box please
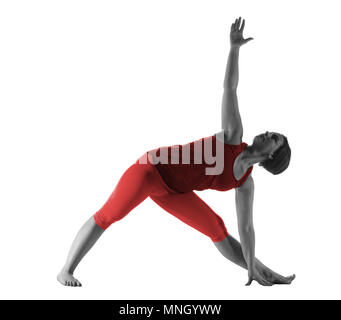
[93,210,124,230]
[210,216,229,243]
[93,211,109,230]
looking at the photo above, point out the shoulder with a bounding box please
[215,129,243,145]
[236,174,254,192]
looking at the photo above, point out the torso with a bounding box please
[233,153,247,181]
[216,130,248,181]
[149,132,253,193]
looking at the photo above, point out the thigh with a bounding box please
[94,162,157,229]
[150,192,228,242]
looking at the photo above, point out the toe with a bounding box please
[59,276,82,287]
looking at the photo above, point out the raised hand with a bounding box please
[230,17,253,47]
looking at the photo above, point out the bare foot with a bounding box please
[274,273,296,284]
[263,269,296,285]
[57,270,82,287]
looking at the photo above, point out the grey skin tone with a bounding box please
[57,216,103,287]
[57,17,295,287]
[215,17,294,286]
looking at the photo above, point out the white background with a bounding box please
[0,0,340,300]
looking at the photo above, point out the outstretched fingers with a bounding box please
[232,17,244,32]
[236,17,241,31]
[240,19,245,32]
[230,17,253,47]
[244,37,254,43]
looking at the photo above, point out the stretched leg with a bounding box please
[150,192,294,285]
[150,191,229,243]
[58,160,165,287]
[214,235,295,284]
[57,216,103,286]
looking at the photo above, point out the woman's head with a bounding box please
[252,131,291,175]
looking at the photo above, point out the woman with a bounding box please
[57,17,295,287]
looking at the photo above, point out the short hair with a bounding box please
[260,136,291,175]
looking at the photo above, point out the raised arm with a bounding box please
[221,17,253,143]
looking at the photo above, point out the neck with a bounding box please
[238,145,266,169]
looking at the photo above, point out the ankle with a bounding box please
[61,267,74,275]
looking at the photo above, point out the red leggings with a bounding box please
[93,154,229,242]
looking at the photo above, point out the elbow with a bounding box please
[224,83,238,91]
[240,224,254,235]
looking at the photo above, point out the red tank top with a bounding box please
[147,134,253,193]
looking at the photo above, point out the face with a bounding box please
[253,131,285,157]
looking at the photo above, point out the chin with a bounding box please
[252,137,261,147]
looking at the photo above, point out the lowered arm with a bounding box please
[235,175,255,278]
[235,174,273,286]
[235,175,279,286]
